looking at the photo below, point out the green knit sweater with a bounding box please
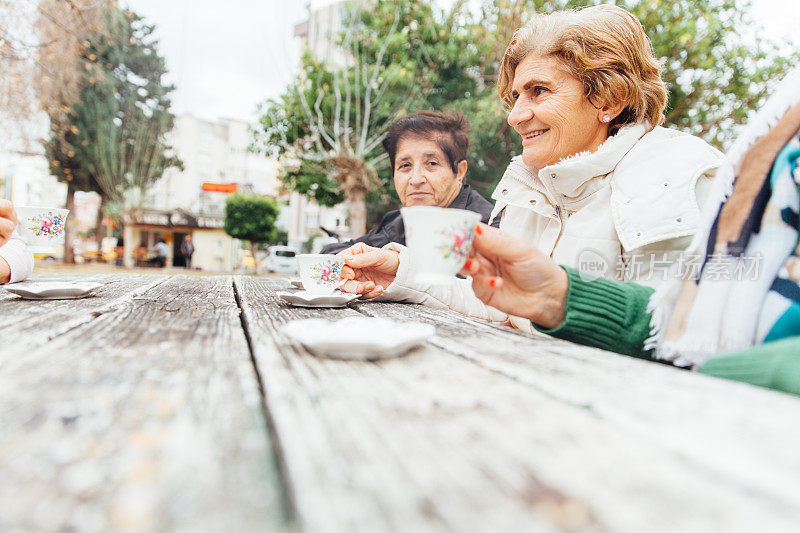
[537,267,800,396]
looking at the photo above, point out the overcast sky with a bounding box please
[123,0,798,125]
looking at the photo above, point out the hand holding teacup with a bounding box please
[337,243,398,299]
[459,223,568,329]
[297,254,349,296]
[0,199,17,249]
[338,206,481,298]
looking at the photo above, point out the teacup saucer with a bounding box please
[277,290,359,308]
[3,281,102,300]
[282,317,436,359]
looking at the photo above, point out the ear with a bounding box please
[456,160,467,185]
[598,100,626,125]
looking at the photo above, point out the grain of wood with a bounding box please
[0,274,290,533]
[358,300,800,526]
[363,301,800,506]
[235,277,800,533]
[0,273,168,355]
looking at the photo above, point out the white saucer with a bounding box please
[277,289,359,308]
[282,317,436,359]
[3,281,102,300]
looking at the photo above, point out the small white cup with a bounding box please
[297,254,346,295]
[401,206,481,283]
[15,206,70,253]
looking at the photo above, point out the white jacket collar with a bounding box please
[505,122,649,202]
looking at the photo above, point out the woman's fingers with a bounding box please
[361,285,384,299]
[340,278,384,299]
[0,199,14,222]
[0,216,15,243]
[343,249,391,270]
[459,250,497,278]
[472,223,534,262]
[341,265,356,280]
[341,279,374,295]
[336,242,376,257]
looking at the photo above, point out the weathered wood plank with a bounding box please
[0,275,290,533]
[363,301,800,506]
[0,273,168,355]
[236,276,800,533]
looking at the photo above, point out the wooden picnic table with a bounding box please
[2,273,800,533]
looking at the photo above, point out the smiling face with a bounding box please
[393,136,466,207]
[507,54,611,169]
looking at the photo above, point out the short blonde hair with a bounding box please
[498,5,667,133]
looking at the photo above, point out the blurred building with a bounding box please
[293,0,349,68]
[0,152,66,208]
[124,114,283,271]
[148,114,279,215]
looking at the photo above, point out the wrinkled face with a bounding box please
[393,137,465,207]
[508,54,609,169]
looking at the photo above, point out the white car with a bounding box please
[266,245,299,274]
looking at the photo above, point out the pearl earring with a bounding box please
[602,114,611,123]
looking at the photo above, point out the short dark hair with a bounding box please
[382,111,470,173]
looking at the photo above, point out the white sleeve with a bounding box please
[377,242,516,326]
[0,236,34,283]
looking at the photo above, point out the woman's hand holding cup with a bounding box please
[337,243,400,299]
[460,223,569,329]
[0,200,19,283]
[0,199,17,249]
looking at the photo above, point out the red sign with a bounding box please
[202,182,237,193]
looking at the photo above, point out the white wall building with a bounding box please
[124,113,285,271]
[148,114,280,216]
[293,0,349,68]
[0,152,66,208]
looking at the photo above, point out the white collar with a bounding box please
[541,122,649,197]
[506,121,650,202]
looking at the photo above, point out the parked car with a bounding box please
[266,245,298,274]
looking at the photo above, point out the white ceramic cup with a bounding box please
[15,206,70,253]
[297,254,346,295]
[401,206,481,283]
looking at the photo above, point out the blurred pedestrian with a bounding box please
[115,236,124,266]
[180,234,195,269]
[152,237,169,268]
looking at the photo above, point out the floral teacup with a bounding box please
[15,206,70,252]
[297,254,346,295]
[401,206,481,283]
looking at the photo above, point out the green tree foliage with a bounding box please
[254,0,488,230]
[41,5,181,258]
[224,194,281,272]
[258,0,797,223]
[45,6,180,200]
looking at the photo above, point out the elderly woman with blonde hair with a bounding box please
[338,5,724,332]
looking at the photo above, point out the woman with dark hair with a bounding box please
[322,111,494,254]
